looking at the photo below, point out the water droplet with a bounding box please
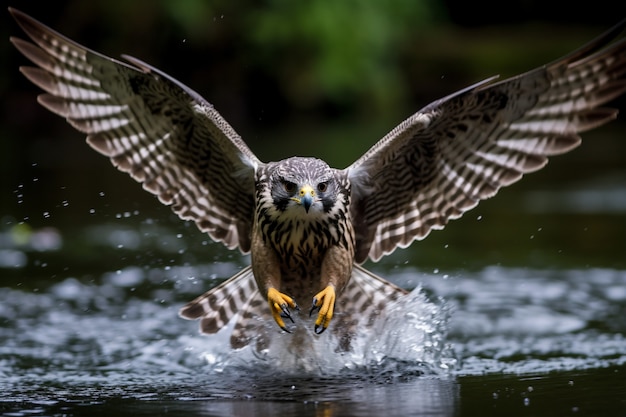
[477,215,482,221]
[89,208,96,214]
[43,212,50,218]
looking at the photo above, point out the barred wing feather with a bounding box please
[178,266,266,348]
[348,20,626,263]
[10,8,261,253]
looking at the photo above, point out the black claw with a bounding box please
[280,325,292,334]
[280,303,295,323]
[314,324,326,335]
[309,298,320,317]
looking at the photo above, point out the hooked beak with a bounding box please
[295,185,315,213]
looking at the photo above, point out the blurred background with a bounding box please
[1,0,625,283]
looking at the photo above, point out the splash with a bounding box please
[184,287,456,377]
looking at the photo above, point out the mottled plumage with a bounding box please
[11,8,626,350]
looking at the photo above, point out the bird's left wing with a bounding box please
[347,21,626,263]
[10,8,261,253]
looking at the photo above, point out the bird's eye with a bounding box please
[317,182,328,193]
[283,181,296,193]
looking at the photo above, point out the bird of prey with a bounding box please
[10,8,626,349]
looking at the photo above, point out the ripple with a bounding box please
[1,264,625,403]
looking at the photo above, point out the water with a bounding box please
[1,207,625,416]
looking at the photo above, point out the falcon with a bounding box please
[10,8,626,349]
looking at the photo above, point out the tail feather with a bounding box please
[339,264,407,318]
[229,287,270,349]
[332,264,407,350]
[179,266,261,332]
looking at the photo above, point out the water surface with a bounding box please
[1,202,625,416]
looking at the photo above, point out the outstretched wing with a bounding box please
[10,8,261,253]
[347,21,626,263]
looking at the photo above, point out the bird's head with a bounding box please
[269,157,339,216]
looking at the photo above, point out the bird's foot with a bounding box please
[309,285,336,334]
[267,288,298,332]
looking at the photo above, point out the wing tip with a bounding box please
[19,66,57,95]
[577,107,619,132]
[178,300,207,321]
[9,7,55,48]
[550,18,626,68]
[86,134,115,156]
[37,94,68,117]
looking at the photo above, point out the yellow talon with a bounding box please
[267,288,298,332]
[309,285,336,334]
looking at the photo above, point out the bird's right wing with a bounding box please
[346,20,626,264]
[10,8,261,253]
